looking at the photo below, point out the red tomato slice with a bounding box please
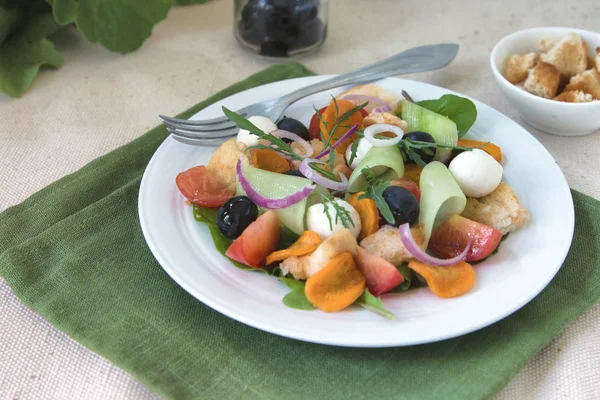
[175,166,232,207]
[354,247,404,296]
[429,215,503,262]
[225,211,280,268]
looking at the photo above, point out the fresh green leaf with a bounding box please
[278,226,300,250]
[192,204,218,225]
[49,0,174,54]
[358,167,395,224]
[416,94,477,137]
[278,277,315,310]
[356,289,395,320]
[0,12,64,97]
[0,6,24,46]
[175,0,211,5]
[392,263,413,292]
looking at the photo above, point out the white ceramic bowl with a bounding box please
[490,27,600,136]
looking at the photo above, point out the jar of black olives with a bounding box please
[234,0,328,58]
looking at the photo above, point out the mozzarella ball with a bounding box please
[449,149,503,198]
[306,199,361,239]
[236,116,278,147]
[344,138,374,169]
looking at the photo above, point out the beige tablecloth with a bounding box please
[1,0,599,398]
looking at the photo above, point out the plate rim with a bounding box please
[138,75,575,347]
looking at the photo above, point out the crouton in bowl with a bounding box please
[490,27,600,136]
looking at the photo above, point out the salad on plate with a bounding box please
[175,84,529,319]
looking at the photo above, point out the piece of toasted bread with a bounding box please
[359,225,425,266]
[539,38,557,53]
[504,53,539,84]
[596,47,600,74]
[523,61,560,98]
[362,111,408,131]
[540,33,589,78]
[554,90,594,103]
[207,138,248,193]
[564,69,600,99]
[461,182,529,235]
[337,84,403,114]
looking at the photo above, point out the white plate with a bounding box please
[139,76,574,347]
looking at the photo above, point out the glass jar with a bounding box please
[234,0,328,58]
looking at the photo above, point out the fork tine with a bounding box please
[171,135,230,147]
[162,118,237,133]
[166,126,239,140]
[159,113,244,127]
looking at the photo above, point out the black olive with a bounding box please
[283,169,305,177]
[217,196,259,239]
[277,117,310,141]
[403,131,436,164]
[382,186,420,226]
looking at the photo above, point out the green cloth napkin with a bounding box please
[1,62,599,400]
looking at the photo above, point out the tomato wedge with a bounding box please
[308,106,368,140]
[175,166,232,207]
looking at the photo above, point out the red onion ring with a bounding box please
[314,123,358,159]
[270,129,313,158]
[236,159,315,209]
[364,124,403,147]
[340,94,392,113]
[398,223,471,266]
[299,158,349,191]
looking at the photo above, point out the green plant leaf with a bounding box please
[0,6,24,46]
[49,0,174,53]
[278,277,315,310]
[356,289,395,320]
[175,0,211,5]
[416,94,477,137]
[0,12,63,98]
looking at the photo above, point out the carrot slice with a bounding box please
[457,139,502,163]
[408,260,475,298]
[251,149,291,173]
[319,99,364,153]
[403,164,423,184]
[305,252,366,312]
[347,192,379,240]
[266,230,321,265]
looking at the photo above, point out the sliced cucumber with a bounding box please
[348,145,405,192]
[236,165,314,235]
[418,161,466,245]
[401,101,458,163]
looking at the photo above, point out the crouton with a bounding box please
[596,47,600,74]
[359,225,425,266]
[207,139,248,193]
[564,69,600,100]
[523,61,560,98]
[362,111,409,131]
[290,139,346,170]
[554,90,594,103]
[280,229,358,280]
[338,84,403,114]
[539,38,557,53]
[504,53,539,84]
[461,182,529,235]
[540,33,588,78]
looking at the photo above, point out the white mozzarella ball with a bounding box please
[449,149,503,198]
[236,116,278,147]
[306,199,361,239]
[344,138,374,169]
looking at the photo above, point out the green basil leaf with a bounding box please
[356,289,395,320]
[416,94,477,137]
[278,277,315,310]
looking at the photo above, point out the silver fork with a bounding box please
[161,43,459,146]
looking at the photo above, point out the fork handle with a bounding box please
[278,43,459,106]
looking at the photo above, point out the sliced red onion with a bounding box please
[271,129,313,158]
[299,158,349,191]
[340,94,391,113]
[364,124,403,147]
[371,106,391,113]
[236,159,315,209]
[314,123,358,159]
[398,223,471,266]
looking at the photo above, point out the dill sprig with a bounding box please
[358,167,395,224]
[317,192,356,231]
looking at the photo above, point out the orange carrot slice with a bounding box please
[319,99,364,153]
[408,260,475,298]
[251,149,291,173]
[305,252,366,312]
[266,230,321,265]
[347,192,379,240]
[457,139,502,163]
[403,164,423,184]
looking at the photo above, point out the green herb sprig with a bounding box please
[398,138,490,167]
[358,167,395,224]
[317,192,356,231]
